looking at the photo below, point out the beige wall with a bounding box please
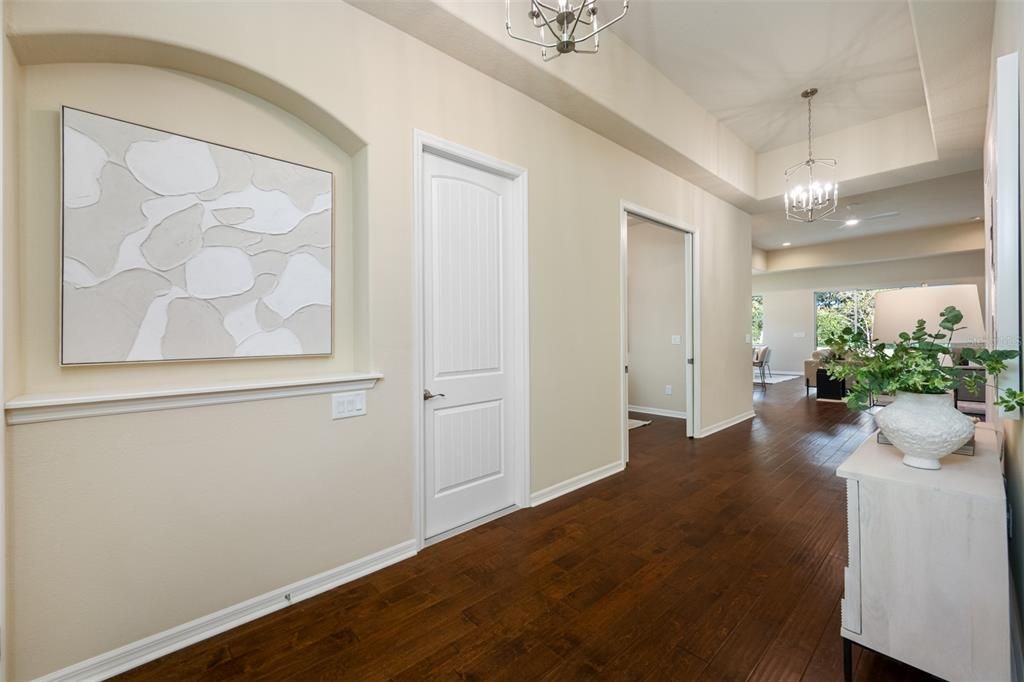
[753,252,986,373]
[627,221,687,415]
[1,19,18,682]
[751,247,767,273]
[764,222,985,273]
[990,0,1024,619]
[759,289,816,375]
[753,251,985,294]
[3,2,753,678]
[756,106,938,199]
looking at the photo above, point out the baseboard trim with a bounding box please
[424,505,519,547]
[627,405,687,419]
[698,410,756,438]
[530,460,624,507]
[36,539,418,682]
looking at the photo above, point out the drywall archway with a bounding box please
[8,32,367,155]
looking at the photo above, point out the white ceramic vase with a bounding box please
[874,391,974,470]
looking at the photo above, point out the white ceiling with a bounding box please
[612,0,928,152]
[751,171,984,249]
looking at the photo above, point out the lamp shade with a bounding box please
[873,285,985,345]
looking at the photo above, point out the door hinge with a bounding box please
[687,358,694,365]
[624,365,629,374]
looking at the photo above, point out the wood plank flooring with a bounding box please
[120,379,938,681]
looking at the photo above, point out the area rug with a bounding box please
[753,372,801,386]
[628,418,652,430]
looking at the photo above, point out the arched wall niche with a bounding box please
[9,32,367,154]
[7,34,373,396]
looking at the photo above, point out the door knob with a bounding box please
[423,389,446,400]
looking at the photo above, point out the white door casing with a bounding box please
[986,51,1021,422]
[415,134,529,543]
[619,202,700,458]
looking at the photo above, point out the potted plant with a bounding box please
[823,306,1023,469]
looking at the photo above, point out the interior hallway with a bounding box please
[118,380,933,681]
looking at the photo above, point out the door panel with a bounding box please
[433,400,503,495]
[423,151,518,539]
[432,177,503,377]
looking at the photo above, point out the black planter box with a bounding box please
[816,368,847,401]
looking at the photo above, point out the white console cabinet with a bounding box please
[837,425,1010,681]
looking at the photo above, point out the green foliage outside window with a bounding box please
[751,296,764,344]
[815,289,883,347]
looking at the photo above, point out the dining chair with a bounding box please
[753,346,770,390]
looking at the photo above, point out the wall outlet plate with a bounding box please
[331,391,367,419]
[664,385,673,395]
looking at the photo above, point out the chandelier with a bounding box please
[784,88,838,223]
[505,0,630,61]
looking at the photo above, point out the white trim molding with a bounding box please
[6,372,383,425]
[698,410,756,438]
[422,505,520,548]
[627,405,687,420]
[619,201,701,465]
[530,461,624,507]
[36,539,417,682]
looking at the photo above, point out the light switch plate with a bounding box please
[331,391,367,419]
[671,335,682,345]
[664,385,673,396]
[745,334,752,343]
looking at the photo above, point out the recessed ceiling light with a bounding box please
[845,219,860,226]
[782,242,791,247]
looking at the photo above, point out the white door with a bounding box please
[421,150,522,539]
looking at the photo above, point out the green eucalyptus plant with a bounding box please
[822,306,1024,412]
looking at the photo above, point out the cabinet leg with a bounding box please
[843,638,853,682]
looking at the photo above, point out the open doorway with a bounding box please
[620,204,698,463]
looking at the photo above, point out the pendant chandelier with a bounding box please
[505,0,630,61]
[784,88,838,223]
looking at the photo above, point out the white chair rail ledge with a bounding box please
[5,372,384,425]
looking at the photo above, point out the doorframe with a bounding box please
[412,130,531,550]
[619,201,701,464]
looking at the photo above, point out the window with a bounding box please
[814,289,888,347]
[752,295,764,345]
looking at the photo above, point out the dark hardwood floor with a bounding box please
[121,378,937,681]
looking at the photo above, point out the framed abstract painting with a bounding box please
[60,106,333,364]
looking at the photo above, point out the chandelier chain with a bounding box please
[807,94,813,160]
